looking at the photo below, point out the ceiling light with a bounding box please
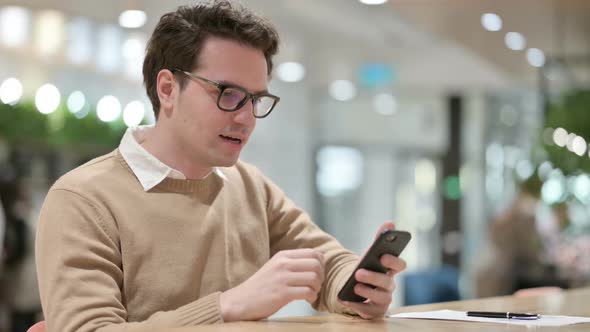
[329,80,356,101]
[505,32,526,51]
[527,48,545,67]
[276,62,305,83]
[481,13,502,31]
[359,0,388,5]
[119,10,147,28]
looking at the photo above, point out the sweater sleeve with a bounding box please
[35,188,223,332]
[257,172,359,315]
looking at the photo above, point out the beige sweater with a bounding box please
[36,150,358,332]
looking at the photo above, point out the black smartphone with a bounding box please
[338,229,411,302]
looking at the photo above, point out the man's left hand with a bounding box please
[339,222,407,319]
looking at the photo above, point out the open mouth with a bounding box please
[219,134,243,144]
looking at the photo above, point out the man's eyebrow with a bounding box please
[218,80,269,94]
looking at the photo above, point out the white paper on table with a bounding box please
[388,310,590,327]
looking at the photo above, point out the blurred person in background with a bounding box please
[474,172,568,297]
[35,1,407,332]
[0,191,4,330]
[542,201,590,290]
[0,176,41,332]
[0,191,4,272]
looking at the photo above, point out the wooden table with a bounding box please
[160,287,590,331]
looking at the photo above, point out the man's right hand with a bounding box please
[219,249,325,321]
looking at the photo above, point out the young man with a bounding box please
[35,1,406,331]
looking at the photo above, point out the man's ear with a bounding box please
[156,69,177,116]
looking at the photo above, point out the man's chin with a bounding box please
[215,156,240,168]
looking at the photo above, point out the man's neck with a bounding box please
[140,124,212,180]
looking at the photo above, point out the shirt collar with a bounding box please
[119,125,227,191]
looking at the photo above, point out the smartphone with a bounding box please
[338,229,411,302]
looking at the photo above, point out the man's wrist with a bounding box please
[219,289,242,322]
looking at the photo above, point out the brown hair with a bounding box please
[142,0,280,119]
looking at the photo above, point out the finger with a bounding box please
[288,258,325,277]
[354,284,392,306]
[287,272,323,294]
[380,255,407,273]
[374,221,396,240]
[289,286,318,304]
[339,300,386,320]
[355,269,394,291]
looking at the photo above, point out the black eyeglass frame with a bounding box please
[171,68,280,118]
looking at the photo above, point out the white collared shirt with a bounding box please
[119,125,226,191]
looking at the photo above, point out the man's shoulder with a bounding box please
[51,149,131,193]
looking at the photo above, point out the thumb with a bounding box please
[375,221,396,240]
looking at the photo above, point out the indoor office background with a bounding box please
[0,0,589,331]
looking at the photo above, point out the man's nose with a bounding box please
[233,99,256,124]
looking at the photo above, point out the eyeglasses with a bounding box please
[172,69,280,118]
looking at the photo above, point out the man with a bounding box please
[35,1,406,331]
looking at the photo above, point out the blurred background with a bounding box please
[0,0,589,330]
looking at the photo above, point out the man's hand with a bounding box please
[340,222,407,319]
[220,249,325,321]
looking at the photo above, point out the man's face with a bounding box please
[167,37,269,169]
